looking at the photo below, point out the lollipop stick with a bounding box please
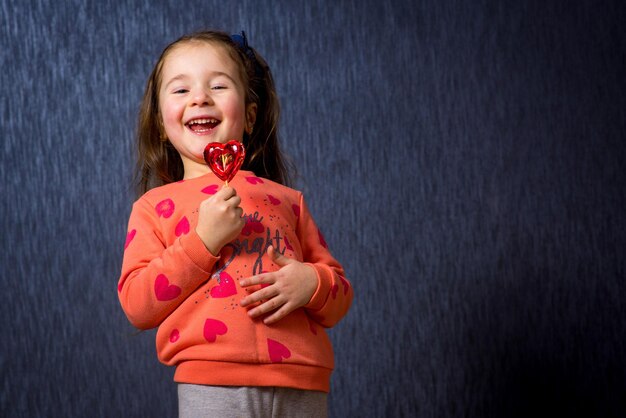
[222,154,229,187]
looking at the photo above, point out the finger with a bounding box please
[267,245,293,267]
[240,291,271,308]
[239,272,274,288]
[247,296,284,318]
[218,186,237,199]
[239,282,277,306]
[228,195,242,207]
[262,303,294,325]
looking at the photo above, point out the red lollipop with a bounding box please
[203,140,246,186]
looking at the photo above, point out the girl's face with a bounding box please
[158,41,256,178]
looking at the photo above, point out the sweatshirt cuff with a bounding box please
[304,263,333,312]
[179,229,220,272]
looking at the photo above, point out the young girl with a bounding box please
[118,30,353,417]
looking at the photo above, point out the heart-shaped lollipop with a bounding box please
[203,140,246,185]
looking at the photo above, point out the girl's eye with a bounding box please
[211,85,226,90]
[173,88,188,94]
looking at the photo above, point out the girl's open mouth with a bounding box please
[186,118,219,133]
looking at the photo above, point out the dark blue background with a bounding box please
[1,1,624,417]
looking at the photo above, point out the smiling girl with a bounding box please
[118,30,353,417]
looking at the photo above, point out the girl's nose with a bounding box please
[191,89,213,106]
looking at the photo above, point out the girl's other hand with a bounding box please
[239,245,318,325]
[195,186,245,256]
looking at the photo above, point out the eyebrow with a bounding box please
[163,71,237,89]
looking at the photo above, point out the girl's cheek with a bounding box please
[161,101,184,123]
[224,100,249,129]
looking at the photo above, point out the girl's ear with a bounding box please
[246,102,257,134]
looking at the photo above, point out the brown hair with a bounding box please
[134,30,291,195]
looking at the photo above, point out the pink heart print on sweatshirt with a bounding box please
[267,194,281,205]
[155,198,175,218]
[267,338,291,363]
[175,216,190,236]
[245,176,264,185]
[124,229,136,250]
[201,184,219,195]
[340,276,350,295]
[203,318,228,343]
[242,216,264,236]
[283,235,294,251]
[154,274,181,301]
[331,276,350,299]
[210,271,237,298]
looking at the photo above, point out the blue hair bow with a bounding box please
[231,31,264,76]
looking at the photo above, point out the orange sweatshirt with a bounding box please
[118,170,353,392]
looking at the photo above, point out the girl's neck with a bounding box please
[181,161,212,180]
[182,163,252,181]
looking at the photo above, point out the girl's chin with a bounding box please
[206,138,240,144]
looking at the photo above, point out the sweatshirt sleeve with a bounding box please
[296,194,353,328]
[118,197,219,330]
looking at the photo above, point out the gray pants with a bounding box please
[178,384,328,418]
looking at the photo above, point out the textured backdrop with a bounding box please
[1,0,625,417]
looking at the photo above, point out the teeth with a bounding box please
[188,118,218,125]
